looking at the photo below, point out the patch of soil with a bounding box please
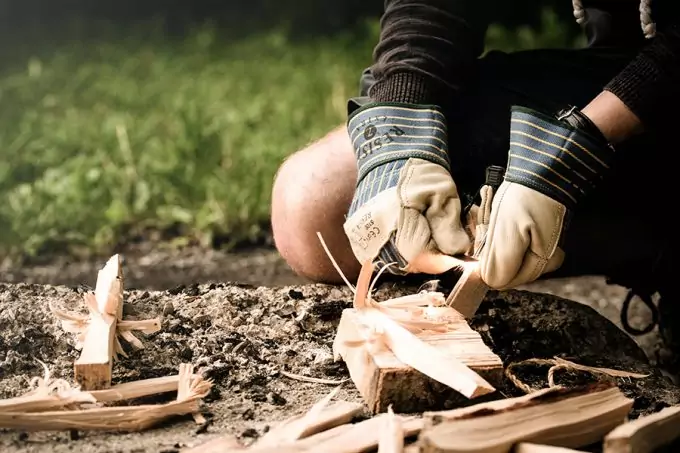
[1,245,306,290]
[0,277,678,453]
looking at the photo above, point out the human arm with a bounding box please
[583,10,680,143]
[343,0,490,273]
[478,5,680,289]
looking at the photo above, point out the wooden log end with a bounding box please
[333,308,503,414]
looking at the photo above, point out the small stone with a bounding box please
[162,302,175,316]
[275,303,296,317]
[312,349,333,366]
[267,391,287,406]
[242,408,255,420]
[179,347,194,361]
[241,428,259,439]
[250,308,264,323]
[194,314,211,327]
[288,289,305,300]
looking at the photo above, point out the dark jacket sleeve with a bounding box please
[604,4,680,131]
[367,0,489,109]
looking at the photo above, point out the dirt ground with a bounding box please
[1,245,678,453]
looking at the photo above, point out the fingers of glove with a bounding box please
[479,182,527,289]
[472,185,495,256]
[479,182,567,289]
[500,246,566,289]
[397,159,471,256]
[429,206,472,256]
[478,185,494,226]
[392,207,434,268]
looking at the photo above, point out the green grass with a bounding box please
[0,11,583,261]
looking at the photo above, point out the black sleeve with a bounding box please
[367,0,489,109]
[604,4,680,130]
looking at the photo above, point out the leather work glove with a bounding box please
[479,105,615,289]
[343,102,471,275]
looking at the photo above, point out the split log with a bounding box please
[74,254,123,390]
[419,383,633,453]
[244,414,423,453]
[603,404,680,453]
[184,386,363,453]
[333,306,503,413]
[255,399,364,447]
[89,373,199,402]
[445,259,489,319]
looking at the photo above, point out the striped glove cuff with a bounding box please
[347,102,452,185]
[505,105,616,210]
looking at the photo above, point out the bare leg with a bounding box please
[271,126,361,283]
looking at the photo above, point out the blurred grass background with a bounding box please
[0,4,584,262]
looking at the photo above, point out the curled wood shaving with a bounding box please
[347,261,451,350]
[50,296,161,360]
[0,359,96,413]
[506,357,650,394]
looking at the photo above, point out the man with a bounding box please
[271,1,679,368]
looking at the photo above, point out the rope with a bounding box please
[572,0,586,25]
[572,0,656,39]
[505,358,615,394]
[640,0,657,39]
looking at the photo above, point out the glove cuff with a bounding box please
[348,103,451,185]
[505,105,616,210]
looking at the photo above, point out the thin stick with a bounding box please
[316,232,355,292]
[279,370,349,386]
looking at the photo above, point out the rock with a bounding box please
[471,289,680,418]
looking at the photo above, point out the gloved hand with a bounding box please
[479,105,615,289]
[343,102,471,274]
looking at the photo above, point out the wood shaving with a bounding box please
[50,297,161,360]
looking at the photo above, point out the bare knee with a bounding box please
[271,126,361,284]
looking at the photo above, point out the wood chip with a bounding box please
[378,406,404,453]
[419,383,633,453]
[444,259,489,319]
[73,254,123,390]
[89,373,199,402]
[51,254,162,390]
[603,404,680,453]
